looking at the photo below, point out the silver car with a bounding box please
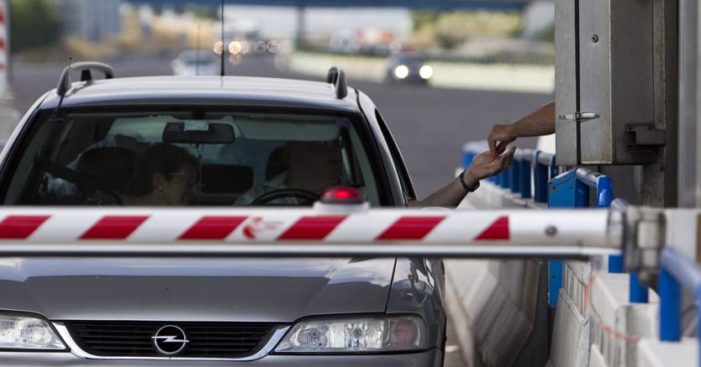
[0,63,447,366]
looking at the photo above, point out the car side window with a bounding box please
[374,109,416,201]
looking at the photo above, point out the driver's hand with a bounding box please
[487,123,516,155]
[466,148,515,181]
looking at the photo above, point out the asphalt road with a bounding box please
[10,52,550,199]
[7,52,553,367]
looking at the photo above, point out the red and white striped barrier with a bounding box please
[0,207,620,258]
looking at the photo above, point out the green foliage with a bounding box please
[534,24,555,43]
[411,11,439,32]
[411,10,523,50]
[9,0,62,54]
[189,5,217,20]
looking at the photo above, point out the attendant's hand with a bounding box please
[487,123,516,155]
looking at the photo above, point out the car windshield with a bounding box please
[1,109,381,206]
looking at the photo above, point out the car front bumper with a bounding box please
[0,349,441,367]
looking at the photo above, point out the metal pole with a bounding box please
[629,273,649,303]
[510,159,521,194]
[295,1,306,49]
[519,155,532,199]
[534,151,549,203]
[219,0,225,77]
[0,243,620,259]
[658,267,681,341]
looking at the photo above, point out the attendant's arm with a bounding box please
[487,101,555,154]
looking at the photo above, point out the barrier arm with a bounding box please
[0,204,631,259]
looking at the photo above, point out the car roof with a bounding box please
[39,75,360,113]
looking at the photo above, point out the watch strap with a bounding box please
[460,170,480,192]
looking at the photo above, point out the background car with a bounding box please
[171,49,220,76]
[0,63,447,367]
[385,53,434,85]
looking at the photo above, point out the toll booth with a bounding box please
[554,0,678,207]
[446,0,701,365]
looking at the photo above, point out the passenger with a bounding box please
[86,143,199,206]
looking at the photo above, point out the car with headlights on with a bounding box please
[385,53,434,85]
[171,49,220,76]
[0,62,446,366]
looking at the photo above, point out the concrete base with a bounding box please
[637,339,697,367]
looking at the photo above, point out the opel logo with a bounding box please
[152,325,189,355]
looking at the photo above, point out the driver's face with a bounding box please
[286,141,341,193]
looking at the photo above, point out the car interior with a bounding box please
[1,110,381,206]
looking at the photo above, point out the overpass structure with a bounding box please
[124,0,532,10]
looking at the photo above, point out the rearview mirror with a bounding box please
[163,122,235,144]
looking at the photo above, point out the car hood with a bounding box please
[0,257,395,322]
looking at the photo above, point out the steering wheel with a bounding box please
[249,188,320,206]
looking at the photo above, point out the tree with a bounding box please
[188,5,217,20]
[9,0,62,54]
[411,11,438,32]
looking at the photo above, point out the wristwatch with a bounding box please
[459,169,480,192]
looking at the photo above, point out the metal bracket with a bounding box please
[623,206,666,284]
[558,112,599,121]
[625,123,666,147]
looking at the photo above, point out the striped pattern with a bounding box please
[179,216,247,240]
[378,216,446,240]
[278,215,347,240]
[80,216,149,240]
[0,209,530,244]
[0,215,50,239]
[475,216,510,240]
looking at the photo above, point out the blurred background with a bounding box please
[6,0,553,200]
[5,3,557,364]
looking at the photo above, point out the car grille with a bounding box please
[65,321,276,358]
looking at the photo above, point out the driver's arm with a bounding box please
[411,148,515,208]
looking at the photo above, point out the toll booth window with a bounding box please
[2,110,380,206]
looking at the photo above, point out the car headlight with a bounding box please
[394,65,410,79]
[0,314,66,350]
[419,65,434,79]
[275,315,427,353]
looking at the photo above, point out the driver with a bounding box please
[235,140,341,205]
[235,137,514,208]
